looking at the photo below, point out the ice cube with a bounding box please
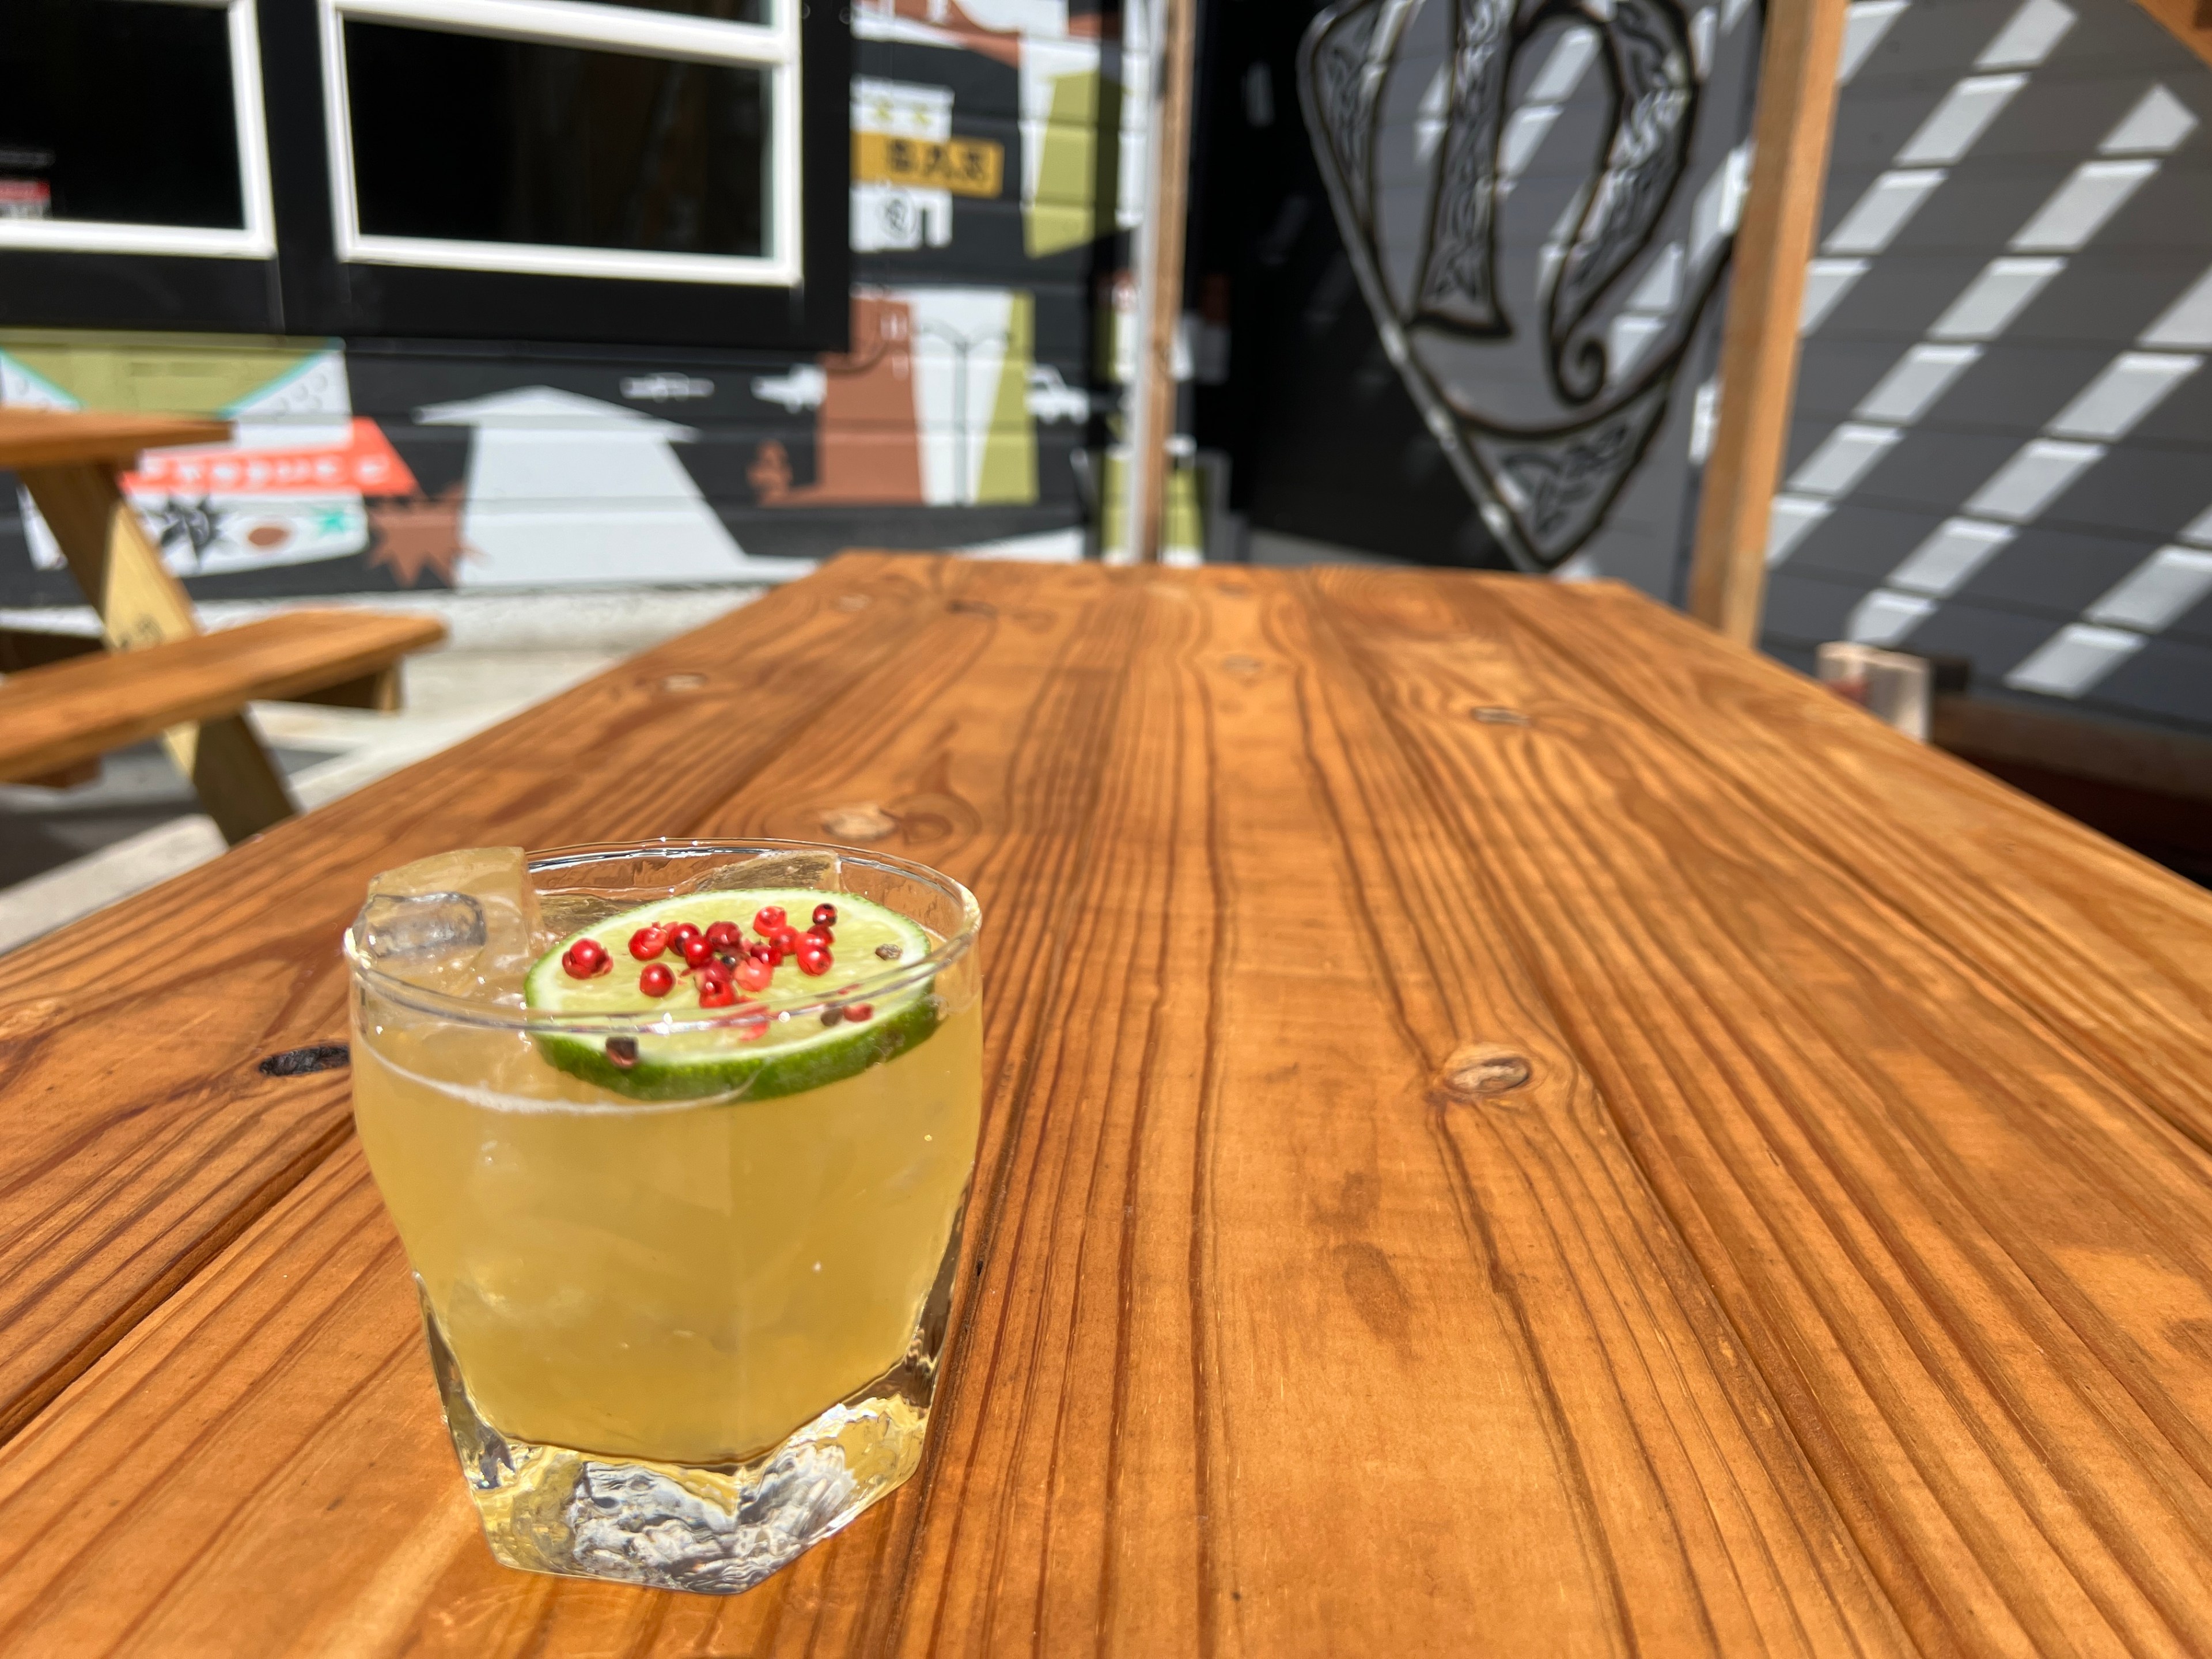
[362,891,486,959]
[359,846,545,1005]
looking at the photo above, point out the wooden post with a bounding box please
[1123,0,1200,564]
[1686,0,1851,645]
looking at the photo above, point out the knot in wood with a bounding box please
[0,997,65,1043]
[1438,1043,1532,1101]
[259,1043,350,1077]
[821,802,898,842]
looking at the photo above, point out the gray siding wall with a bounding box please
[1762,0,2212,736]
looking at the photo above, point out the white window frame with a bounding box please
[0,0,276,259]
[320,0,802,286]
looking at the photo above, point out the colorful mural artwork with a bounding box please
[1298,0,1760,571]
[414,388,791,587]
[747,287,1044,510]
[3,339,383,577]
[0,0,1130,606]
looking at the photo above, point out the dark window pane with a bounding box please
[344,24,770,260]
[593,0,772,24]
[0,0,245,230]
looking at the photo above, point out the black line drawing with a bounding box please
[1300,0,1738,569]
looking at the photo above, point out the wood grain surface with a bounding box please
[2,556,2210,1656]
[0,610,448,782]
[0,410,229,470]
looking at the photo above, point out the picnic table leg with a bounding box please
[16,460,297,844]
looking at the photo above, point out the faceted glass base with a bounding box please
[421,1290,933,1594]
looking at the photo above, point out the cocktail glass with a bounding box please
[343,840,982,1594]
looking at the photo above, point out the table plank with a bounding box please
[1301,566,2212,1653]
[854,567,1897,1657]
[0,559,946,1442]
[0,559,1914,1656]
[1482,578,2212,1149]
[0,410,230,469]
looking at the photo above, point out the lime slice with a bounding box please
[523,888,938,1102]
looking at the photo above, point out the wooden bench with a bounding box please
[0,407,446,840]
[0,611,448,787]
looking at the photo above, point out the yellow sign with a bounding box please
[854,132,1003,199]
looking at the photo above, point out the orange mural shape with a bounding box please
[367,483,474,587]
[757,294,926,507]
[125,417,420,498]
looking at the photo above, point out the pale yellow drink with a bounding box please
[346,846,983,1593]
[353,999,981,1464]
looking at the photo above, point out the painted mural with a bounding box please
[0,0,1150,608]
[1298,0,1760,573]
[1224,0,2212,741]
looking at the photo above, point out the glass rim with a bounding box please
[342,837,980,1036]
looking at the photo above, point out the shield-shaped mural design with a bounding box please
[1300,0,1759,569]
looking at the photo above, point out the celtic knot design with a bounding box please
[1300,0,1748,568]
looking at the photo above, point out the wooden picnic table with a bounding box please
[2,553,2211,1655]
[0,408,440,839]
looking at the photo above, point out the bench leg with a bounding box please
[185,716,298,844]
[16,460,297,843]
[293,663,404,712]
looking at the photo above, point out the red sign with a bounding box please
[125,418,421,497]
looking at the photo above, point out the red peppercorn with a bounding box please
[847,1002,873,1022]
[753,905,786,935]
[769,923,800,949]
[796,944,831,976]
[628,925,672,960]
[639,963,675,997]
[704,920,742,950]
[563,937,611,979]
[812,903,838,928]
[737,955,772,992]
[805,925,835,948]
[681,934,715,968]
[698,977,738,1009]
